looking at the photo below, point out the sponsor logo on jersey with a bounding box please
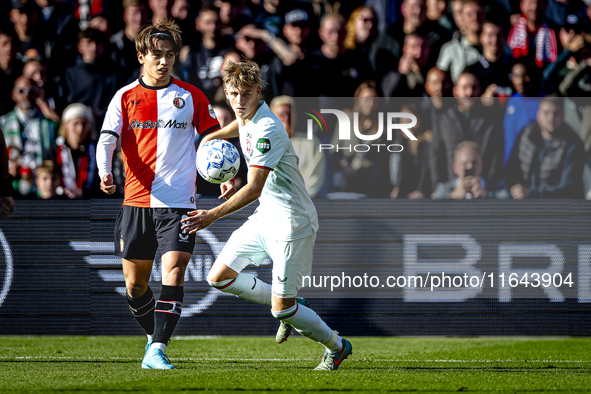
[208,104,216,119]
[256,138,271,154]
[173,96,185,109]
[128,119,188,130]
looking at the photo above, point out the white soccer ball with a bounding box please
[197,139,240,184]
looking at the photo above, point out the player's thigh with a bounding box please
[115,206,159,261]
[268,232,316,299]
[122,258,154,297]
[154,208,197,256]
[209,220,268,282]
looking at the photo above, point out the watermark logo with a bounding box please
[304,108,418,153]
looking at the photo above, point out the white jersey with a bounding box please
[238,101,319,241]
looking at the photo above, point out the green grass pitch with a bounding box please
[1,336,590,393]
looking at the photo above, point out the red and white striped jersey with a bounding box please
[98,77,220,208]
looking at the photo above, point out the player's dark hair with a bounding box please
[136,18,182,55]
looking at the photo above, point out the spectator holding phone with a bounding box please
[434,140,510,199]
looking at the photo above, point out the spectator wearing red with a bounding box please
[44,103,101,198]
[508,0,558,69]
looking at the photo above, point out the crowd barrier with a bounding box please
[0,199,589,336]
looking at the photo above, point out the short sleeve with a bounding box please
[192,88,220,137]
[248,118,285,171]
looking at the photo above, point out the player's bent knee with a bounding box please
[207,277,235,291]
[126,282,149,298]
[271,296,296,312]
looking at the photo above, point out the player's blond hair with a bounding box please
[135,18,182,55]
[222,59,268,90]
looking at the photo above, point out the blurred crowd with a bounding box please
[1,0,590,199]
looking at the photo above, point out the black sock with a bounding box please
[153,285,184,344]
[126,287,155,336]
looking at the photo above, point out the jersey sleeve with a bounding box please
[192,87,220,138]
[101,89,125,138]
[248,118,285,171]
[97,89,125,179]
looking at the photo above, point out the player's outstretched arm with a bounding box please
[199,120,240,148]
[181,166,270,233]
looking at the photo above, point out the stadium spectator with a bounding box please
[214,0,249,36]
[542,13,587,95]
[303,14,372,97]
[88,14,112,37]
[389,101,433,199]
[281,7,315,59]
[34,159,64,199]
[272,7,318,96]
[44,103,101,198]
[110,0,150,84]
[436,0,484,83]
[34,0,79,69]
[502,62,540,166]
[505,97,585,198]
[344,6,400,83]
[233,25,281,100]
[426,0,455,32]
[58,28,119,129]
[329,81,391,197]
[1,76,58,196]
[171,0,196,45]
[0,28,23,117]
[434,140,510,198]
[270,95,326,198]
[181,5,235,98]
[148,0,171,25]
[10,0,45,64]
[430,71,504,186]
[559,53,591,153]
[464,20,513,94]
[507,0,558,69]
[424,67,453,110]
[244,0,291,36]
[21,59,60,122]
[387,0,451,69]
[381,33,430,97]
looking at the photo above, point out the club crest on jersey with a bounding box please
[131,99,141,106]
[208,104,216,119]
[173,96,185,109]
[246,139,252,155]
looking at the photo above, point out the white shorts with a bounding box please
[216,219,316,298]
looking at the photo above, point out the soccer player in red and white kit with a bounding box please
[97,19,234,369]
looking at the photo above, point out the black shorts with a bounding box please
[114,206,196,260]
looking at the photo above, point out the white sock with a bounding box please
[150,342,167,353]
[272,304,343,353]
[208,274,272,305]
[147,334,153,340]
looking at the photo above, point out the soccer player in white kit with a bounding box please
[97,19,228,369]
[181,59,352,371]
